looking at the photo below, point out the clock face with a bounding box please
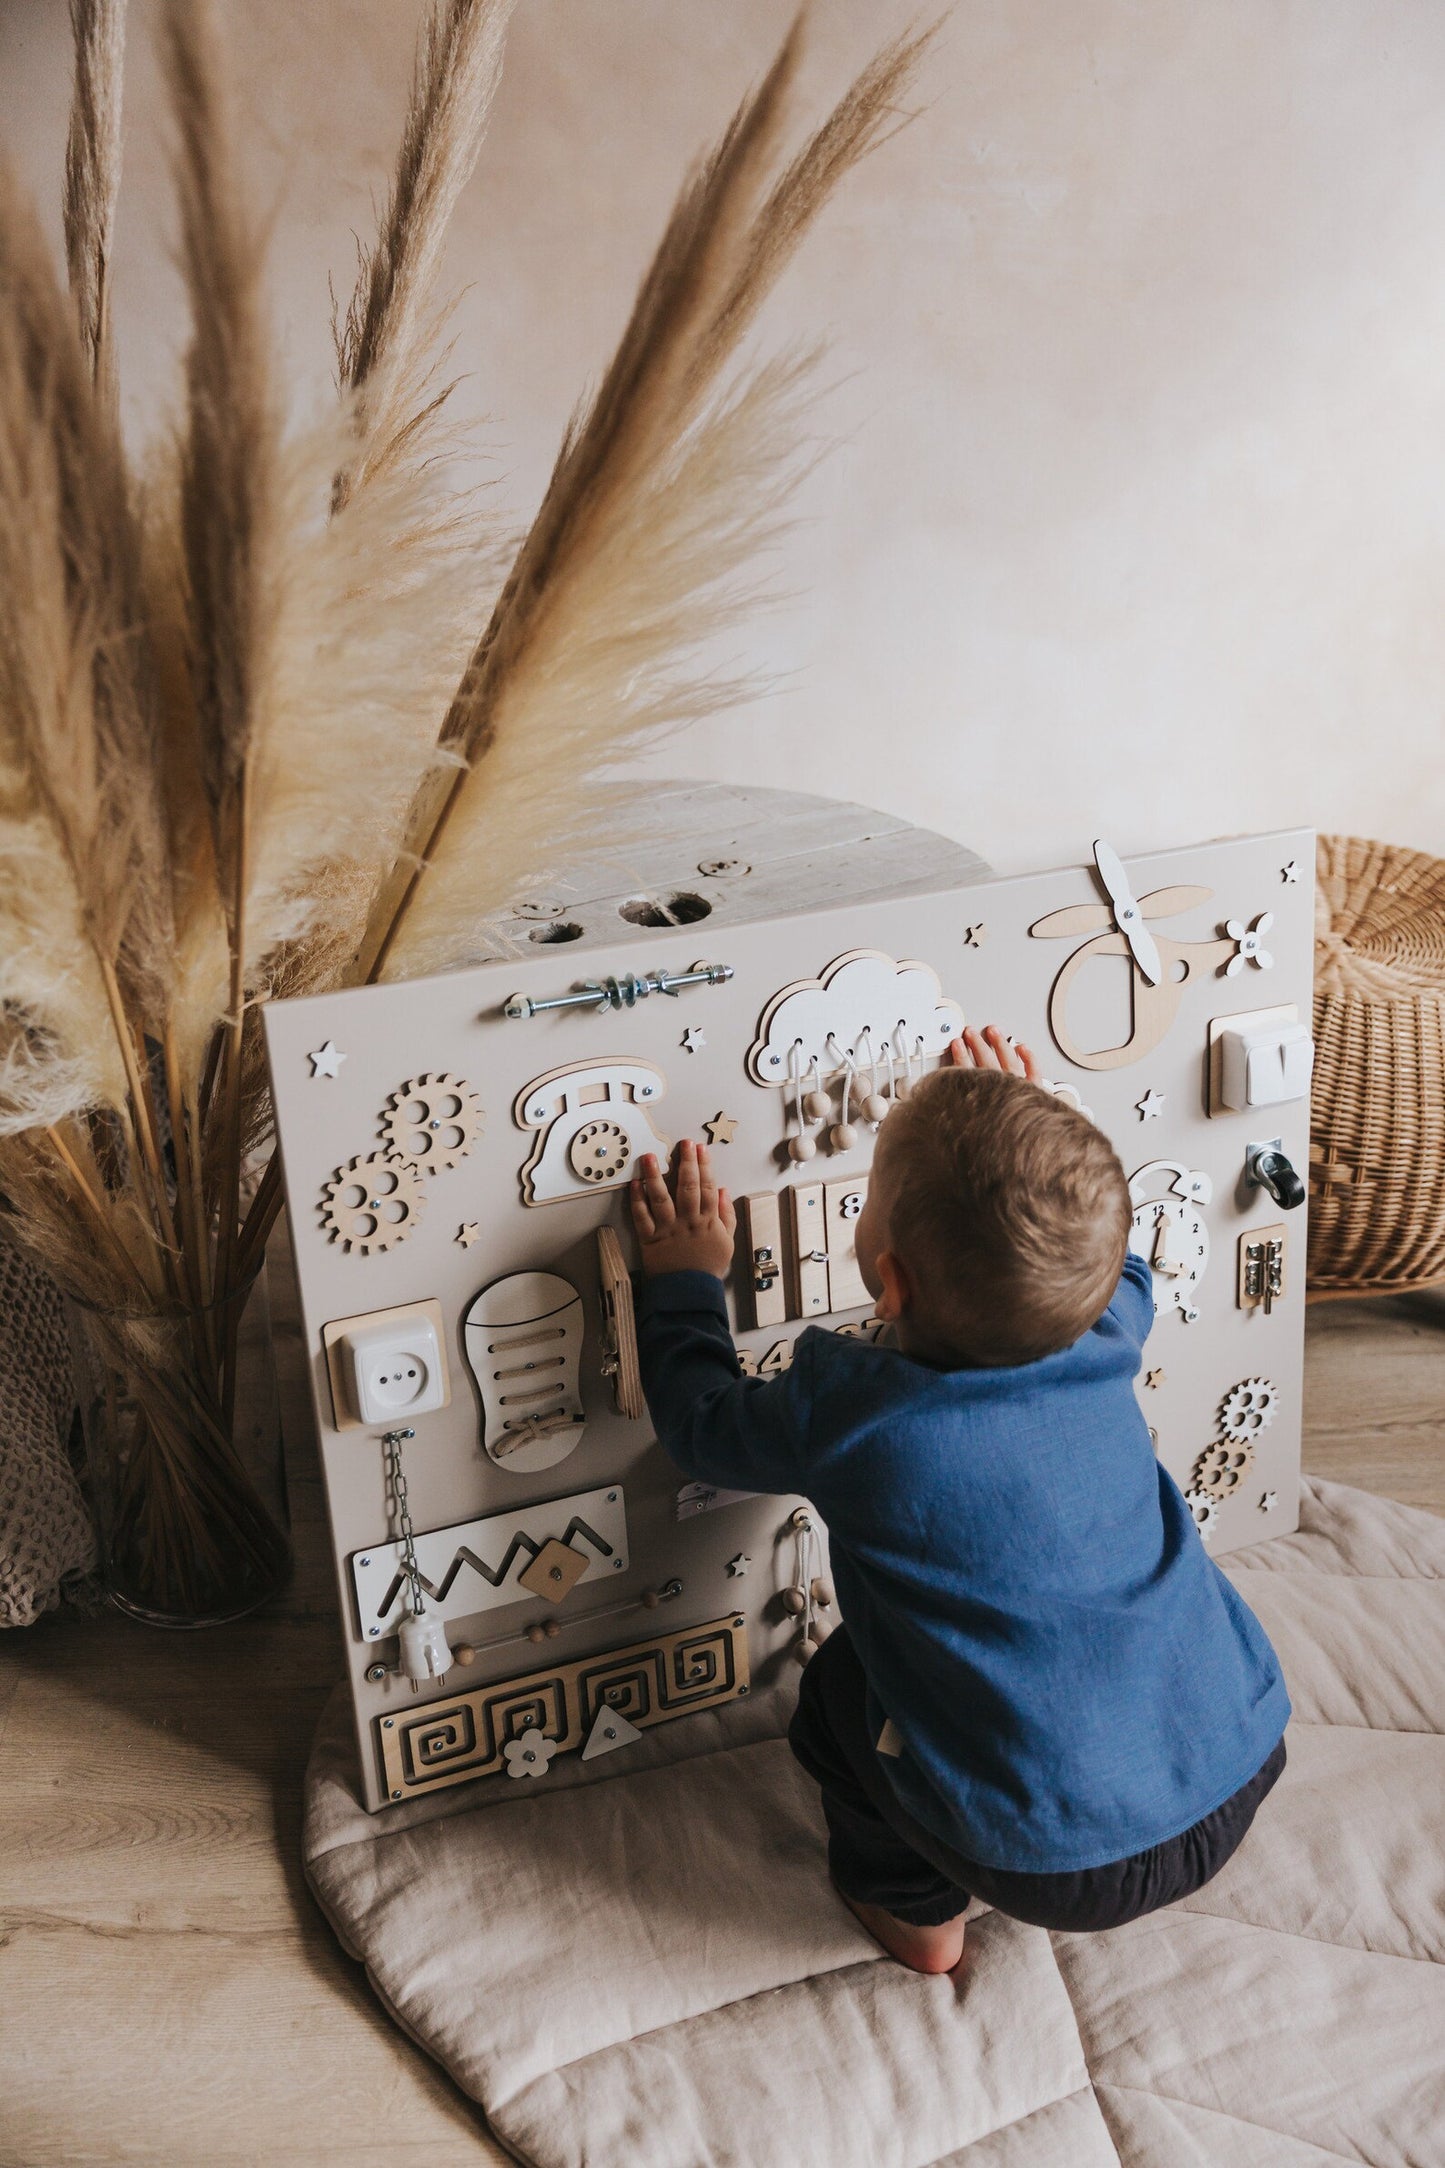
[1127,1161,1213,1323]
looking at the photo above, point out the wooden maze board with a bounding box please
[265,788,1315,1813]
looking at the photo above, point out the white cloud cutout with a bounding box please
[747,950,963,1086]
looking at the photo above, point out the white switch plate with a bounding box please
[1219,1018,1314,1112]
[1206,1005,1300,1117]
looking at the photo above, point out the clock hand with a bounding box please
[1151,1212,1186,1277]
[1094,839,1162,988]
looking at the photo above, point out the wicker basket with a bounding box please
[1309,835,1445,1295]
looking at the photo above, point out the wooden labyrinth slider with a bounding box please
[376,1612,750,1799]
[350,1485,629,1637]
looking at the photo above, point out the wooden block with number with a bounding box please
[824,1178,870,1311]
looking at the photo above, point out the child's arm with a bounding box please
[629,1141,811,1496]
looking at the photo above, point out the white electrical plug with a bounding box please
[340,1308,450,1427]
[398,1607,452,1687]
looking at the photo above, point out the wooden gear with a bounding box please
[318,1152,426,1255]
[381,1072,484,1173]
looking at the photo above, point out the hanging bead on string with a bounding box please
[782,1507,834,1663]
[788,1040,818,1162]
[858,1025,888,1124]
[828,1035,857,1152]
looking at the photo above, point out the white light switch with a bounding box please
[1219,1019,1315,1112]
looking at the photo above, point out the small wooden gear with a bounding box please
[381,1072,484,1174]
[318,1152,426,1254]
[596,1227,645,1418]
[570,1119,633,1184]
[1191,1439,1255,1498]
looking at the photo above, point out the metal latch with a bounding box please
[503,961,733,1021]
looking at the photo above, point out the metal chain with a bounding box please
[383,1428,425,1616]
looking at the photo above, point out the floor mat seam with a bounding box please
[1090,2077,1374,2165]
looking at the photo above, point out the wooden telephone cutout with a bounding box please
[1030,841,1234,1071]
[514,1060,669,1206]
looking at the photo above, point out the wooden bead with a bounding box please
[802,1090,831,1121]
[795,1638,816,1665]
[861,1093,888,1123]
[451,1643,477,1666]
[810,1577,834,1609]
[807,1617,832,1647]
[781,1585,807,1616]
[544,1619,561,1638]
[831,1123,857,1152]
[789,1133,817,1162]
[526,1623,546,1644]
[893,1079,912,1101]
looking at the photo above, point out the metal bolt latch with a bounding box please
[502,961,733,1021]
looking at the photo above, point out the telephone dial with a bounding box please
[514,1059,670,1206]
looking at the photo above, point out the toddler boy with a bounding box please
[630,1025,1289,1974]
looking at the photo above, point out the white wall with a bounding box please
[4,0,1444,873]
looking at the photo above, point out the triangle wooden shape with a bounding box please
[581,1705,644,1761]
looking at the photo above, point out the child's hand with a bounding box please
[946,1023,1041,1081]
[630,1140,737,1279]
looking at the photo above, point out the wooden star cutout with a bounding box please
[726,1553,750,1578]
[962,922,986,949]
[1280,860,1300,883]
[1258,1489,1278,1512]
[681,1025,706,1054]
[1145,1368,1165,1390]
[455,1222,480,1248]
[308,1040,346,1078]
[1136,1087,1165,1121]
[703,1111,737,1145]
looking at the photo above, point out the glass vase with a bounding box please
[69,1264,292,1628]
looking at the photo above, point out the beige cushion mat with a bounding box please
[303,1477,1445,2165]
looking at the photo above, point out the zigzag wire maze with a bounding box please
[351,1486,629,1638]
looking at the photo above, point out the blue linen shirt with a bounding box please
[636,1252,1290,1875]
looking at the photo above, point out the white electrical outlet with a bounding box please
[322,1299,451,1431]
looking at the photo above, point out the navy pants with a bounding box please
[789,1624,1287,1930]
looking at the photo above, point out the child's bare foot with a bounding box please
[839,1891,967,1975]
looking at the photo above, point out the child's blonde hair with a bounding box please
[882,1067,1130,1365]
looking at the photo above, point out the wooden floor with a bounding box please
[2,1283,1442,2168]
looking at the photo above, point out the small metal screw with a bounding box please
[365,1663,388,1683]
[733,1616,745,1629]
[383,1718,394,1729]
[368,1626,381,1637]
[359,1555,370,1566]
[606,1491,618,1503]
[392,1789,402,1799]
[614,1558,624,1569]
[738,1684,750,1697]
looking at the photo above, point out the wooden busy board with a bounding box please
[265,785,1314,1813]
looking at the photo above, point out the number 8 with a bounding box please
[838,1191,864,1220]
